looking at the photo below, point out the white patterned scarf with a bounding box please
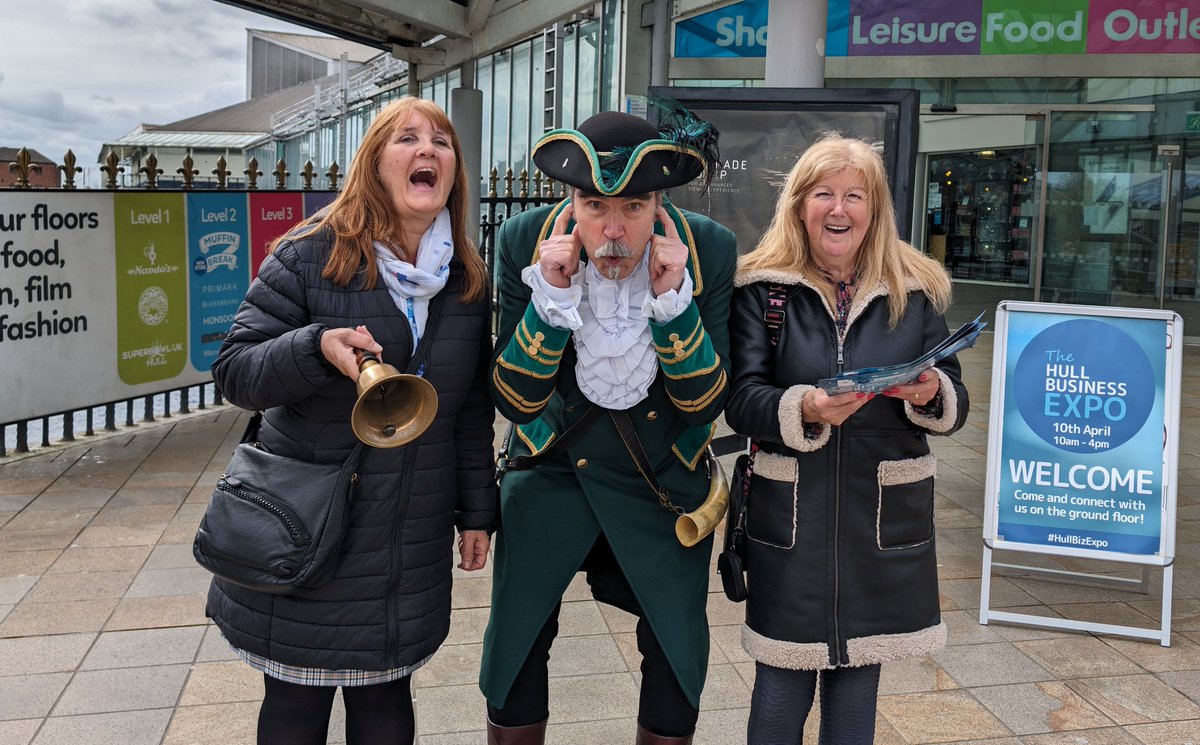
[373,209,455,353]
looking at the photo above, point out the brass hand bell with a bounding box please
[350,350,438,448]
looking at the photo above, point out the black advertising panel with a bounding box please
[649,87,920,252]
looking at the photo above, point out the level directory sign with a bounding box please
[113,192,188,385]
[984,301,1181,561]
[249,192,305,278]
[187,192,250,373]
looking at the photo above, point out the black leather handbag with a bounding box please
[193,412,367,594]
[717,452,750,602]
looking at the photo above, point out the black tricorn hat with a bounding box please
[533,106,719,197]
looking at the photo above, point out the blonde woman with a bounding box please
[725,134,969,744]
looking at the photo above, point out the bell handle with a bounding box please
[355,348,381,368]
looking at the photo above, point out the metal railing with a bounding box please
[478,167,567,324]
[3,146,345,191]
[1,386,223,458]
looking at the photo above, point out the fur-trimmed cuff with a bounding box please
[905,367,958,434]
[779,385,831,452]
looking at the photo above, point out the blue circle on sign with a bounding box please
[1012,319,1154,453]
[192,256,207,275]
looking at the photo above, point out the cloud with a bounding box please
[2,0,319,168]
[0,89,99,126]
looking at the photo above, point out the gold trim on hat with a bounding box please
[532,129,707,196]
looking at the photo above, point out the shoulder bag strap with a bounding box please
[406,290,448,375]
[243,410,368,475]
[764,283,788,350]
[609,410,683,516]
[748,282,791,462]
[498,404,604,472]
[239,411,263,444]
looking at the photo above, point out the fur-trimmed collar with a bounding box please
[735,266,921,334]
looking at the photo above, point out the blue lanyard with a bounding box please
[404,297,426,377]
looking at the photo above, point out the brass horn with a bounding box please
[350,350,439,448]
[675,449,729,547]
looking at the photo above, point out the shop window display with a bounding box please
[926,148,1035,285]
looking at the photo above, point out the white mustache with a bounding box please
[594,240,632,258]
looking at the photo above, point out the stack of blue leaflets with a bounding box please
[817,312,988,395]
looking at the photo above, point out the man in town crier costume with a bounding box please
[479,108,736,744]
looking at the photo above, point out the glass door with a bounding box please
[1162,144,1200,333]
[1040,110,1161,309]
[920,114,1043,327]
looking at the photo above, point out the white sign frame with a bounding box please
[980,301,1181,646]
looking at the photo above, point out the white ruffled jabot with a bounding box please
[522,249,692,409]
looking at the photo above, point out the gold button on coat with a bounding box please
[646,411,658,421]
[576,458,588,469]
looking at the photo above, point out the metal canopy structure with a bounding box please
[217,0,595,81]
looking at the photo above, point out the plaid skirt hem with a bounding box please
[232,644,433,687]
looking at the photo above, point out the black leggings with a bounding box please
[257,674,415,745]
[747,663,881,745]
[487,602,699,737]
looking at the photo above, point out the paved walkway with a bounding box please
[2,332,1199,745]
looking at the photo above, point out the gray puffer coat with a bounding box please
[207,227,496,672]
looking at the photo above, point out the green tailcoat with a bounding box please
[480,200,736,709]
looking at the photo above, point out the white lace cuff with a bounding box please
[641,272,694,324]
[521,264,583,330]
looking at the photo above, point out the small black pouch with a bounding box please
[717,452,751,602]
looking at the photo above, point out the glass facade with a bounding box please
[928,146,1036,285]
[250,37,333,98]
[824,72,1200,332]
[409,7,619,186]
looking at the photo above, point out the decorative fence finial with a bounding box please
[8,147,42,189]
[519,169,529,199]
[245,157,262,190]
[326,162,341,190]
[213,156,230,189]
[100,150,124,189]
[273,159,289,190]
[504,167,514,198]
[138,153,162,189]
[59,150,82,190]
[488,167,499,198]
[301,161,315,190]
[178,154,198,189]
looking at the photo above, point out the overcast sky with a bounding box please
[1,0,320,183]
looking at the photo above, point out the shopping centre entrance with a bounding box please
[917,105,1199,338]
